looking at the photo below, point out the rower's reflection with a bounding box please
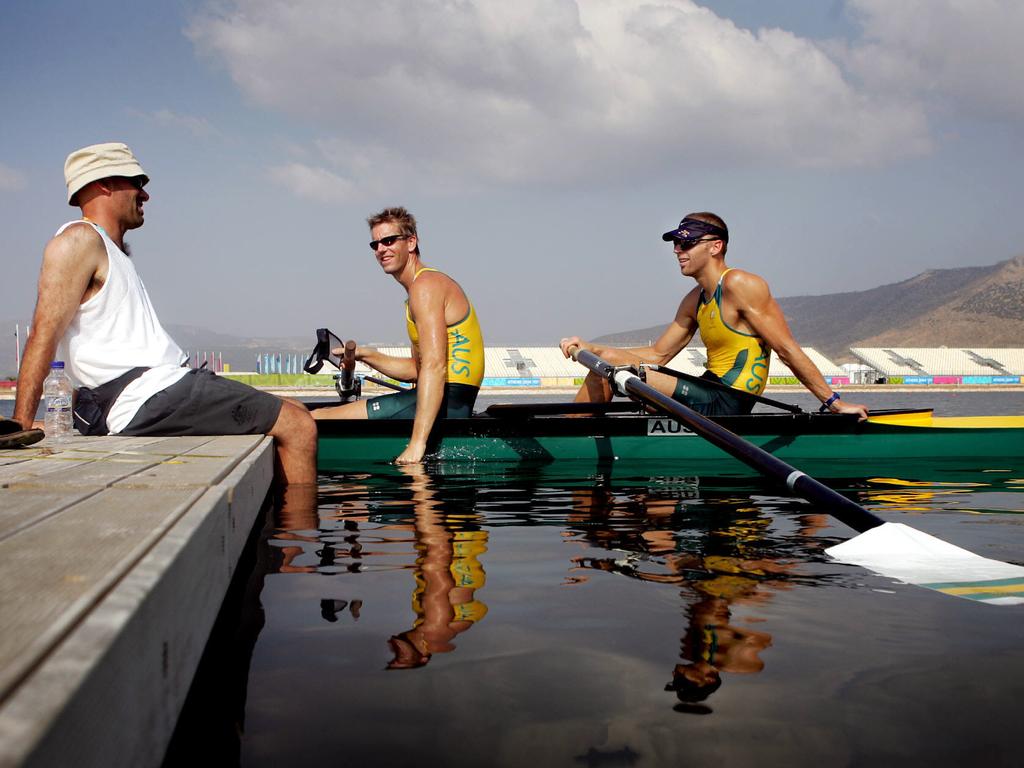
[666,575,774,714]
[567,477,823,713]
[387,463,489,669]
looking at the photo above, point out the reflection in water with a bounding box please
[267,464,491,669]
[563,472,826,712]
[385,464,489,669]
[165,459,1024,766]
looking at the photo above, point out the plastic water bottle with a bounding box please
[43,361,73,442]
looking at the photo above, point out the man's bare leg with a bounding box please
[571,348,654,403]
[269,400,318,485]
[573,353,681,404]
[310,399,369,420]
[574,371,613,403]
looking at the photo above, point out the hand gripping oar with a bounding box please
[335,340,361,401]
[569,347,1024,606]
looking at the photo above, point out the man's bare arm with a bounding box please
[353,347,419,382]
[14,226,106,428]
[559,288,700,365]
[394,277,449,464]
[729,271,868,419]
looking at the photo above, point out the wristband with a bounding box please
[819,392,841,413]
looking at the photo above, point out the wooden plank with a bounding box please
[222,435,277,569]
[0,455,33,468]
[112,434,265,489]
[0,487,204,701]
[0,488,100,541]
[0,437,275,768]
[0,436,217,490]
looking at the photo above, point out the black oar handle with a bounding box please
[573,348,883,533]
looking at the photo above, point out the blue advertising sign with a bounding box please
[482,377,541,387]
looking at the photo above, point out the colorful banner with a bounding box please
[482,377,541,387]
[963,375,1022,385]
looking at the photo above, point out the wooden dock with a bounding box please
[0,434,275,768]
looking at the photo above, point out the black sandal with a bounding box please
[0,417,44,449]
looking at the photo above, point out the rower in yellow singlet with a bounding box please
[405,266,485,396]
[695,267,770,391]
[311,207,486,463]
[559,211,868,419]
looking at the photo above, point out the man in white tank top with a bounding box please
[12,142,317,485]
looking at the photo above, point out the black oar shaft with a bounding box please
[575,349,883,533]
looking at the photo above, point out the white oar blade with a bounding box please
[826,523,1024,606]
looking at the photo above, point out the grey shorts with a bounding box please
[120,369,283,436]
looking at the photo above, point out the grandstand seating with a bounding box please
[341,345,844,382]
[851,347,1024,376]
[767,348,845,378]
[340,346,1021,384]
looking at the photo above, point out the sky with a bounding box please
[2,0,1023,345]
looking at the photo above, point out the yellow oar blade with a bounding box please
[826,522,1024,606]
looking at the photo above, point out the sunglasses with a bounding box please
[369,234,410,251]
[672,237,719,252]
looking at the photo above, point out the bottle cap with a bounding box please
[51,361,65,369]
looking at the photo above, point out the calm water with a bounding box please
[162,391,1024,767]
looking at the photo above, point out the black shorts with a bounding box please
[366,383,478,420]
[671,371,755,417]
[120,369,283,436]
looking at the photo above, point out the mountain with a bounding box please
[594,255,1024,362]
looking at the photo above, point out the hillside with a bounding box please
[594,255,1024,361]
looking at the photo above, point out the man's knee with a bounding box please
[270,400,317,443]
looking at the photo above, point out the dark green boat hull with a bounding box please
[316,409,1024,475]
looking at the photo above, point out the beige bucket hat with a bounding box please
[64,142,148,205]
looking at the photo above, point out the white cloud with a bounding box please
[268,162,357,204]
[842,0,1024,121]
[132,108,220,138]
[188,0,932,191]
[0,163,27,191]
